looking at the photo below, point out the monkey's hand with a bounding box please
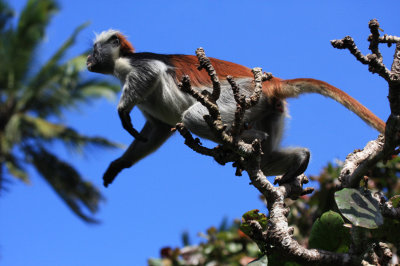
[103,158,129,187]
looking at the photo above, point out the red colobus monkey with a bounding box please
[87,30,385,187]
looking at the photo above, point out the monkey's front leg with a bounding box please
[117,71,159,142]
[118,108,148,142]
[103,118,173,187]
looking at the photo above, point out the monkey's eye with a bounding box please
[110,35,120,47]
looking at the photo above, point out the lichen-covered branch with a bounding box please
[338,135,385,188]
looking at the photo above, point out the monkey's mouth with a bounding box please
[86,55,95,71]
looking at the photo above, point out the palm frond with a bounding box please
[19,114,122,151]
[19,54,119,117]
[12,0,58,84]
[0,0,13,32]
[20,22,90,110]
[4,154,29,183]
[27,146,102,223]
[75,79,120,101]
[2,113,23,151]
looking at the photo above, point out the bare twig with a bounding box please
[331,19,396,82]
[331,36,370,65]
[368,19,383,59]
[369,34,400,46]
[196,47,221,101]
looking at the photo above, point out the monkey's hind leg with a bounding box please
[260,147,310,185]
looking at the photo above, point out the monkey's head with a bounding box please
[87,30,134,74]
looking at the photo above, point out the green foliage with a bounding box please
[240,209,268,237]
[148,220,262,265]
[151,159,400,264]
[0,0,120,222]
[369,156,400,198]
[389,195,400,208]
[308,211,351,252]
[335,188,383,229]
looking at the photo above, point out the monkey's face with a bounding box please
[87,35,121,74]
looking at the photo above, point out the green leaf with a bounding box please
[247,255,268,266]
[308,211,351,252]
[240,209,268,237]
[335,188,383,229]
[389,195,400,208]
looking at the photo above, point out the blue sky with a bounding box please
[1,1,398,265]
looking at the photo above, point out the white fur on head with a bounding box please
[94,29,122,44]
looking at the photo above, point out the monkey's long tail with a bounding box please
[276,78,386,133]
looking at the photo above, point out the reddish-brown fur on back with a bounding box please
[168,55,285,100]
[117,33,135,55]
[168,55,252,86]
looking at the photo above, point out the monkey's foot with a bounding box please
[103,159,127,187]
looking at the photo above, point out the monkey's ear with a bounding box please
[116,33,135,54]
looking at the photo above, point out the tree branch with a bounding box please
[333,19,400,188]
[176,47,354,265]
